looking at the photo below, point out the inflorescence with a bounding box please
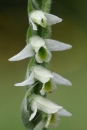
[9,0,72,130]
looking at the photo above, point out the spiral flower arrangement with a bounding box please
[9,0,72,130]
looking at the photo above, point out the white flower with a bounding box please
[8,36,72,62]
[28,94,72,127]
[9,36,52,63]
[29,94,63,121]
[14,65,72,95]
[29,10,62,30]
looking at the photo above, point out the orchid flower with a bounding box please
[9,36,51,63]
[14,65,72,95]
[8,36,72,63]
[28,94,72,128]
[29,10,62,30]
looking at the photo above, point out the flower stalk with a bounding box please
[9,0,72,130]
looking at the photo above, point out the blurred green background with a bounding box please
[0,0,87,130]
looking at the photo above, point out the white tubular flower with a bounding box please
[29,94,72,128]
[15,65,72,95]
[14,65,53,87]
[29,10,62,30]
[30,36,52,63]
[9,36,52,63]
[8,36,72,62]
[29,94,63,121]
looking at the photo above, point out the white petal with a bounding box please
[44,49,52,62]
[34,65,53,83]
[52,72,72,86]
[34,95,63,114]
[58,109,72,116]
[14,72,35,86]
[30,10,45,23]
[44,13,62,25]
[29,18,37,30]
[29,102,37,121]
[30,36,45,53]
[45,39,72,51]
[8,44,34,61]
[30,10,47,28]
[35,53,43,63]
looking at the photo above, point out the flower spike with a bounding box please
[9,1,72,129]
